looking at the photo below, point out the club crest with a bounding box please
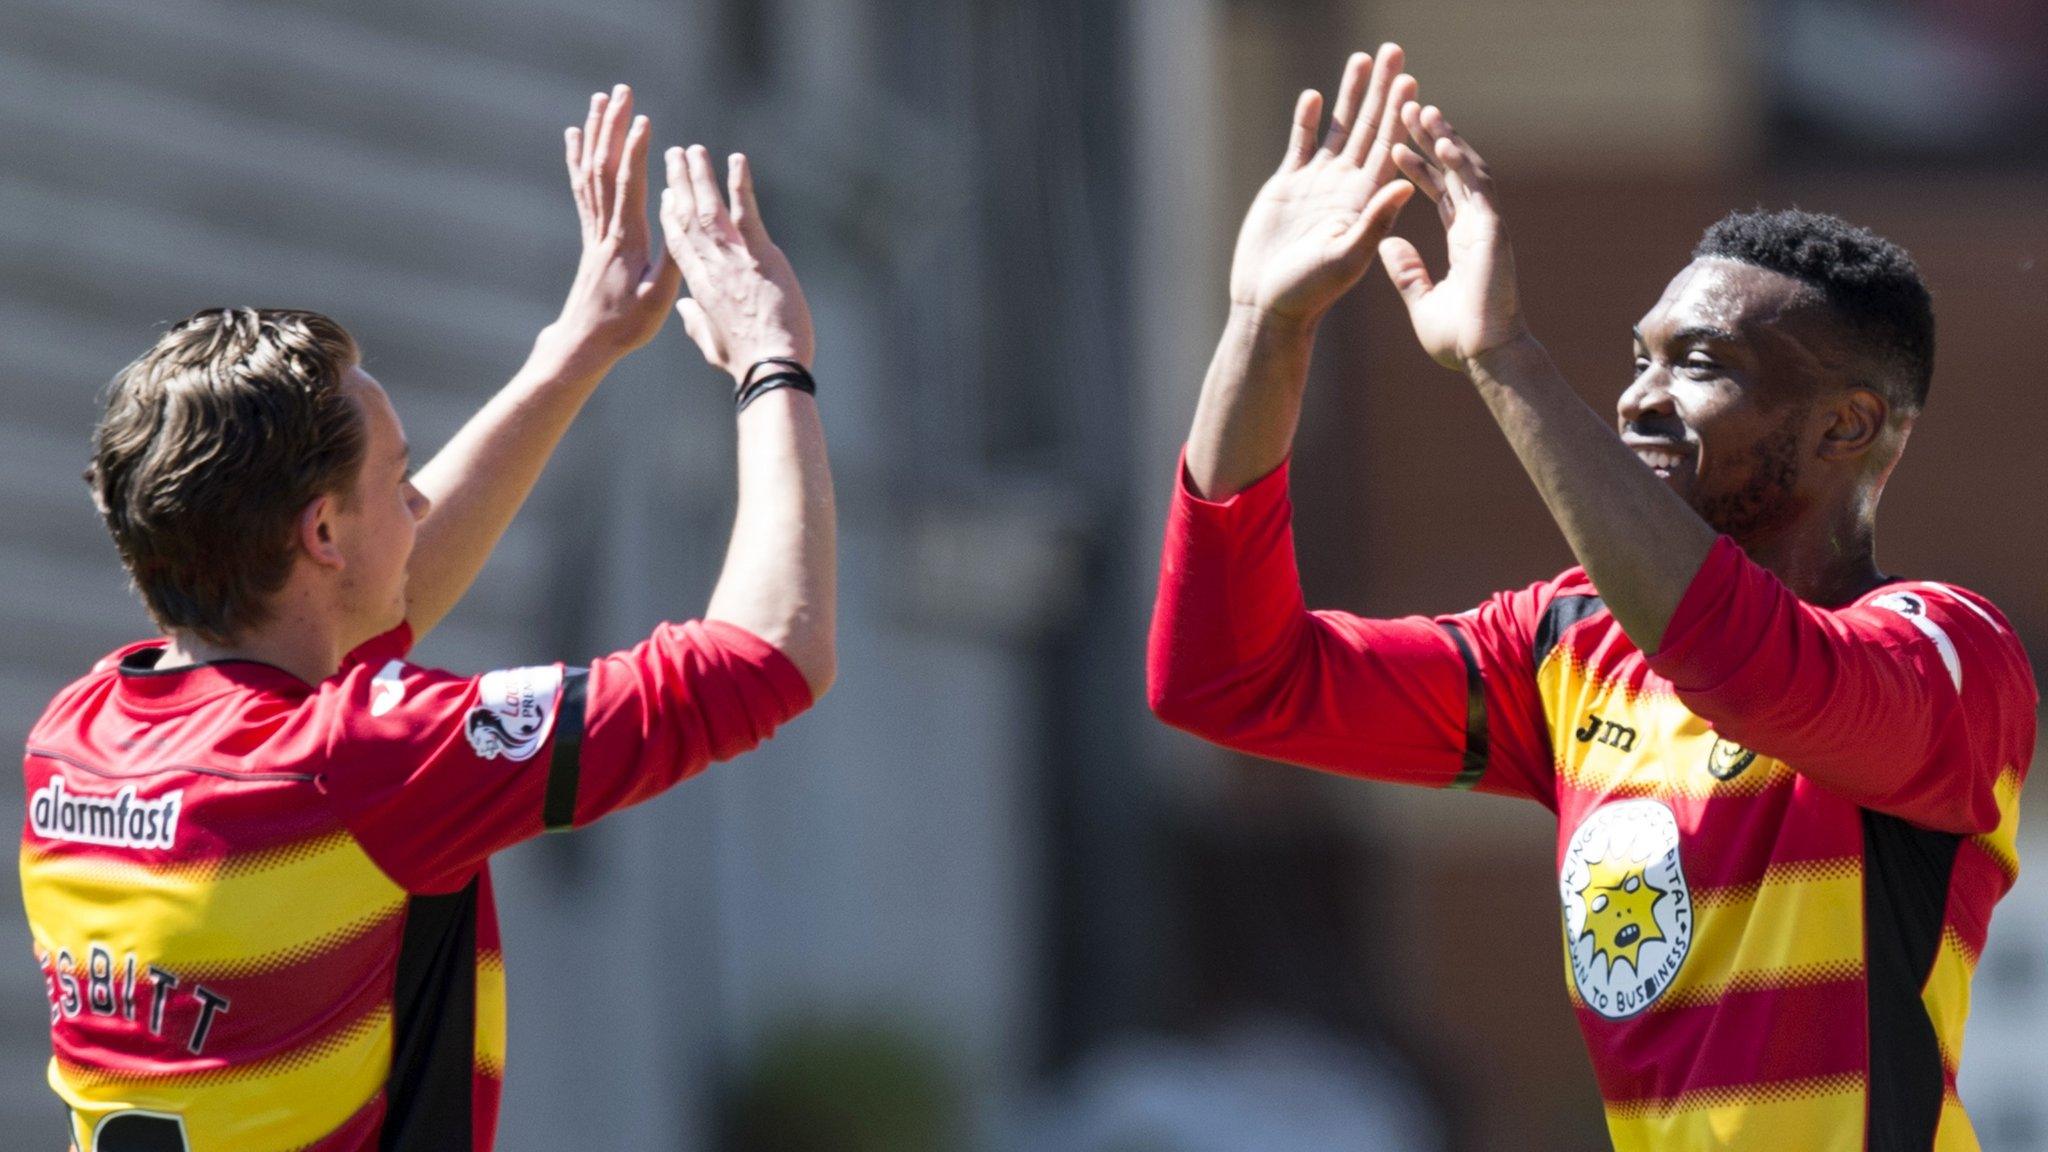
[1706,734,1756,781]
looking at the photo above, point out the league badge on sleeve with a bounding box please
[1870,589,1963,693]
[465,665,565,762]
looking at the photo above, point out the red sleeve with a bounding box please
[320,619,814,893]
[1146,452,1556,804]
[1648,536,2037,832]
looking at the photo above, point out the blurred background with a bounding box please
[1,0,2045,1148]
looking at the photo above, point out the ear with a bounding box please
[1816,386,1887,462]
[298,493,347,571]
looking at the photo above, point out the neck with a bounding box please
[1738,503,1885,608]
[159,611,346,686]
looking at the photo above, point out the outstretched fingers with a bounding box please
[684,144,733,238]
[593,88,633,226]
[567,91,608,233]
[1413,104,1494,203]
[727,153,767,240]
[610,114,652,248]
[1321,52,1372,156]
[1391,141,1452,227]
[1361,72,1418,181]
[659,146,693,253]
[564,126,592,230]
[1342,43,1404,168]
[1280,89,1323,172]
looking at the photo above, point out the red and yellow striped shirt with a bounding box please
[1148,456,2036,1151]
[22,619,811,1151]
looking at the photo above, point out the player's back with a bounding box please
[24,642,427,1152]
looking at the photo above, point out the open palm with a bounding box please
[1230,48,1418,324]
[1380,102,1528,370]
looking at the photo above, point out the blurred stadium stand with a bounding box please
[1,0,2043,1149]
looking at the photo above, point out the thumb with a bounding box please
[1378,235,1434,307]
[676,297,720,362]
[642,245,684,305]
[1334,179,1416,265]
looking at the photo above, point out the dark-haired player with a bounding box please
[21,87,835,1150]
[1148,45,2034,1150]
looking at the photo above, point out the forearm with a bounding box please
[1184,305,1318,500]
[406,327,620,635]
[1466,335,1716,652]
[704,388,837,697]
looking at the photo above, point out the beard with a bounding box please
[1691,407,1807,541]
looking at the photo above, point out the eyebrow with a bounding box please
[1634,324,1740,347]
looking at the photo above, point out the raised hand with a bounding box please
[1379,102,1529,371]
[555,85,684,361]
[1229,46,1418,324]
[659,146,814,380]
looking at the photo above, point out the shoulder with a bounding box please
[1852,580,2035,700]
[1473,567,1608,640]
[1443,568,1615,671]
[311,655,575,783]
[27,640,153,739]
[1858,579,2018,635]
[1526,568,1614,669]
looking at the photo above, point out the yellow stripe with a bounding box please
[1691,858,1862,908]
[1656,869,1864,1011]
[53,1006,389,1152]
[1924,932,1976,1073]
[1605,1075,1864,1152]
[20,833,404,974]
[1971,766,2023,883]
[1934,1096,1981,1152]
[1542,677,1794,800]
[476,949,507,1077]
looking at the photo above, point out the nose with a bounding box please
[1618,363,1676,428]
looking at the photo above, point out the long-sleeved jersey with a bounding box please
[21,619,811,1152]
[1147,456,2036,1152]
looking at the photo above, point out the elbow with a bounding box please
[1145,616,1243,739]
[1145,666,1182,726]
[1146,656,1217,738]
[796,640,837,702]
[713,605,835,704]
[780,612,837,703]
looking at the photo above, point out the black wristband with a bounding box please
[735,357,816,413]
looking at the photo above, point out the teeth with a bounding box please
[1635,449,1686,471]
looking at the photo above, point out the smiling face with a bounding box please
[1620,258,1876,543]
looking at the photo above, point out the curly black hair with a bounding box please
[1695,209,1934,411]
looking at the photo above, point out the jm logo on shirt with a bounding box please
[1560,798,1693,1019]
[29,778,182,850]
[1574,712,1637,752]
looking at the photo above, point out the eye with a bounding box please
[1681,354,1718,375]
